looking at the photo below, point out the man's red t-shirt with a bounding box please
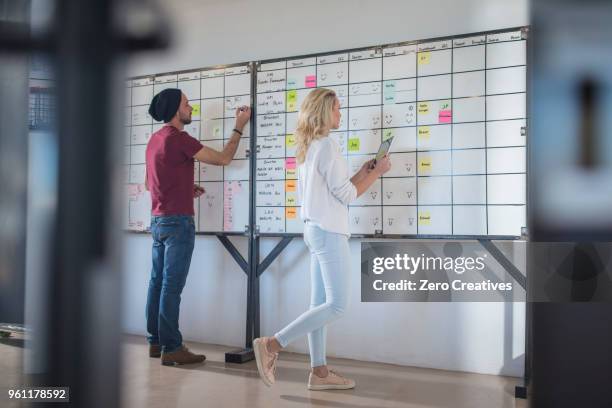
[145,125,203,216]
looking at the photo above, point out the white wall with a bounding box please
[122,0,529,377]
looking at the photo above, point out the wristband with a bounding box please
[233,128,243,136]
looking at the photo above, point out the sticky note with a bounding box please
[438,109,452,124]
[418,52,431,65]
[286,207,297,219]
[286,168,297,179]
[305,75,316,88]
[418,126,430,140]
[383,129,394,141]
[287,78,297,89]
[286,196,296,206]
[128,184,140,200]
[348,138,360,152]
[418,211,431,225]
[192,103,201,116]
[213,126,221,137]
[383,80,396,104]
[419,157,432,172]
[285,157,296,169]
[418,103,429,114]
[287,90,297,112]
[285,180,296,192]
[439,114,452,124]
[286,134,296,147]
[287,90,297,102]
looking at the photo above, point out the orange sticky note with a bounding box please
[286,207,297,219]
[285,180,296,192]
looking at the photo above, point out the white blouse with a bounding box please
[298,136,357,236]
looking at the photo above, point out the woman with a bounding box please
[253,88,391,390]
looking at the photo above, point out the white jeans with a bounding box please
[275,223,351,367]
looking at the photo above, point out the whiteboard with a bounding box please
[254,28,527,236]
[124,63,252,233]
[125,27,528,237]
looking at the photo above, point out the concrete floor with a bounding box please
[1,333,528,408]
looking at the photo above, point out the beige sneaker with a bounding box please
[308,369,356,391]
[253,337,279,387]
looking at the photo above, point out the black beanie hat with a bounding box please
[148,88,182,123]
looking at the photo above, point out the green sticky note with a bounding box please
[192,103,201,116]
[287,90,298,112]
[383,80,396,104]
[348,138,360,151]
[383,129,394,141]
[287,90,297,103]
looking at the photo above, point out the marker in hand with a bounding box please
[193,184,205,198]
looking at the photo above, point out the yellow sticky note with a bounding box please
[418,103,430,114]
[348,138,360,152]
[286,196,296,206]
[418,211,431,225]
[285,180,296,192]
[418,52,431,65]
[418,126,430,140]
[286,134,296,147]
[383,129,394,141]
[286,207,297,219]
[191,103,201,116]
[287,90,297,112]
[419,157,432,172]
[286,168,297,179]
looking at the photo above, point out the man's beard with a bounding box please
[180,115,192,125]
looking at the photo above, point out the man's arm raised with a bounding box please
[193,106,251,165]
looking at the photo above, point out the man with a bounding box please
[144,88,251,365]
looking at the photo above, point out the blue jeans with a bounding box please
[275,224,351,367]
[146,215,195,353]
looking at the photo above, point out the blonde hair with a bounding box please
[295,88,337,164]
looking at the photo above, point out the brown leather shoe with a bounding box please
[161,345,206,366]
[149,344,161,358]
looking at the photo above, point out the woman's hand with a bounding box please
[373,154,391,175]
[360,158,375,174]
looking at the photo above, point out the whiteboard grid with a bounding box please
[254,28,527,237]
[124,63,252,234]
[124,27,527,239]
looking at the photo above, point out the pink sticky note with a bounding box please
[286,157,297,169]
[438,110,452,124]
[128,184,139,200]
[305,75,316,88]
[223,182,234,230]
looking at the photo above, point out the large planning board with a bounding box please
[124,63,252,233]
[125,27,528,238]
[254,28,527,237]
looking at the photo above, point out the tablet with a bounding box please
[374,136,394,161]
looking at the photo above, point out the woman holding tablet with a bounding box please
[253,88,391,390]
